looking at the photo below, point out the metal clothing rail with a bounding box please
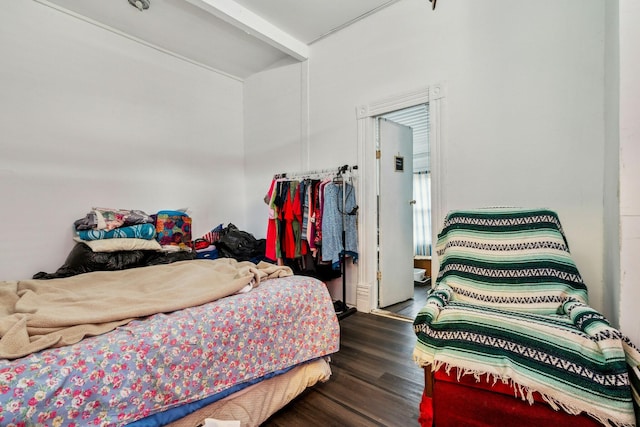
[274,164,357,180]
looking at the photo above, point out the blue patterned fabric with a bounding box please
[76,223,156,241]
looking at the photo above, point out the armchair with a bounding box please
[413,208,640,427]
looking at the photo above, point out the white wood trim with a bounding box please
[356,281,372,313]
[185,0,309,62]
[356,84,446,312]
[356,110,377,312]
[364,87,433,118]
[430,82,446,100]
[428,83,446,280]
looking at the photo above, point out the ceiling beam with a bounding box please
[184,0,309,61]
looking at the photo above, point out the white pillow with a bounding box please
[73,237,162,252]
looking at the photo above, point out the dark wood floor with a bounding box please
[382,284,430,320]
[262,312,424,426]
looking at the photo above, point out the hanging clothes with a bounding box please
[306,181,316,252]
[321,182,358,269]
[265,179,278,261]
[314,180,330,251]
[283,180,306,259]
[273,180,289,261]
[264,167,358,276]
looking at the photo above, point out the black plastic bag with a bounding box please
[33,242,196,280]
[33,243,148,279]
[216,224,266,262]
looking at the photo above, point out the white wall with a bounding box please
[603,0,620,328]
[0,2,245,280]
[618,0,640,344]
[245,0,609,311]
[243,61,306,237]
[4,0,624,323]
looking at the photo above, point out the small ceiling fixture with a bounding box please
[428,0,437,10]
[128,0,150,11]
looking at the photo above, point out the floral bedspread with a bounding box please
[0,275,339,426]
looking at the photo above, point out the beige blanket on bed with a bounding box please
[0,259,292,360]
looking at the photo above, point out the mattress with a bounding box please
[166,357,332,427]
[0,273,340,426]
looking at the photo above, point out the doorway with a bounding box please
[376,104,431,320]
[354,84,445,317]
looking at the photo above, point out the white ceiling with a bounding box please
[230,0,398,44]
[35,0,400,80]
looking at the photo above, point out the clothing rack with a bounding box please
[274,165,357,181]
[274,164,358,321]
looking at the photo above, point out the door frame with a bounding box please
[355,83,446,313]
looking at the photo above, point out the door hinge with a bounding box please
[376,271,382,281]
[376,150,381,159]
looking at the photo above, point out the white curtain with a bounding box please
[413,171,432,256]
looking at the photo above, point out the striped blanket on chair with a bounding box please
[413,208,640,427]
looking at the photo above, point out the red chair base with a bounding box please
[418,367,603,427]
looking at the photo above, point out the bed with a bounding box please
[413,208,640,427]
[0,258,340,426]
